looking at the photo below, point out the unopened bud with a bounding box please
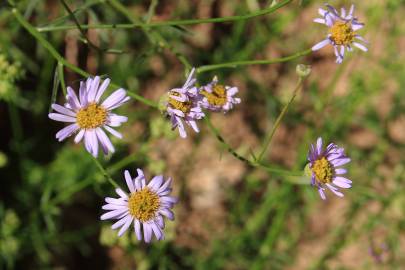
[296,64,311,77]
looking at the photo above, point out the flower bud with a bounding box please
[296,64,311,77]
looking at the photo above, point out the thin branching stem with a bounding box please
[92,157,122,191]
[37,0,293,32]
[107,0,192,69]
[59,0,123,54]
[205,116,303,177]
[11,7,157,108]
[256,77,304,162]
[197,49,312,73]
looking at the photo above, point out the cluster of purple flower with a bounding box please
[165,68,241,138]
[46,3,362,243]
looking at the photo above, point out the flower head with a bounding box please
[199,76,241,112]
[165,68,205,138]
[312,4,368,63]
[307,137,352,200]
[100,169,177,243]
[48,76,129,157]
[369,242,389,264]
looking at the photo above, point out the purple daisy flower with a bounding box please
[165,68,205,138]
[100,168,177,243]
[308,137,352,200]
[312,4,368,63]
[369,243,388,263]
[48,76,129,157]
[199,76,241,113]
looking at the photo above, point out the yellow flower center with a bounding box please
[201,84,227,106]
[311,157,333,184]
[76,103,107,129]
[128,188,160,222]
[329,22,355,45]
[168,91,192,113]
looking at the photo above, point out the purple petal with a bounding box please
[115,188,128,199]
[353,42,368,52]
[333,178,351,189]
[107,114,128,127]
[101,89,127,110]
[104,126,122,139]
[316,137,323,155]
[143,223,152,243]
[79,82,88,107]
[312,39,330,51]
[349,5,355,17]
[118,216,133,237]
[334,176,352,184]
[84,131,93,156]
[148,175,164,192]
[67,87,81,109]
[188,120,199,133]
[334,46,343,64]
[134,219,142,240]
[108,96,130,110]
[157,178,172,194]
[95,128,115,154]
[340,45,345,58]
[335,168,347,175]
[159,209,174,220]
[95,78,111,102]
[318,8,327,17]
[325,14,335,27]
[326,184,344,197]
[124,170,135,193]
[87,76,100,102]
[48,113,76,122]
[340,7,346,18]
[352,22,364,31]
[332,158,351,167]
[111,215,131,230]
[55,124,79,141]
[102,204,126,211]
[74,129,85,143]
[52,104,76,117]
[151,222,164,240]
[155,216,164,229]
[318,188,326,200]
[176,117,187,138]
[313,18,326,24]
[87,129,99,157]
[100,208,128,220]
[183,68,196,89]
[105,197,127,205]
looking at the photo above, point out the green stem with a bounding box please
[92,157,122,191]
[107,0,192,69]
[57,62,66,96]
[37,0,293,32]
[205,116,302,177]
[60,0,98,51]
[11,8,87,76]
[197,49,312,73]
[59,0,122,54]
[107,152,140,174]
[11,7,157,108]
[146,0,159,24]
[256,77,303,162]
